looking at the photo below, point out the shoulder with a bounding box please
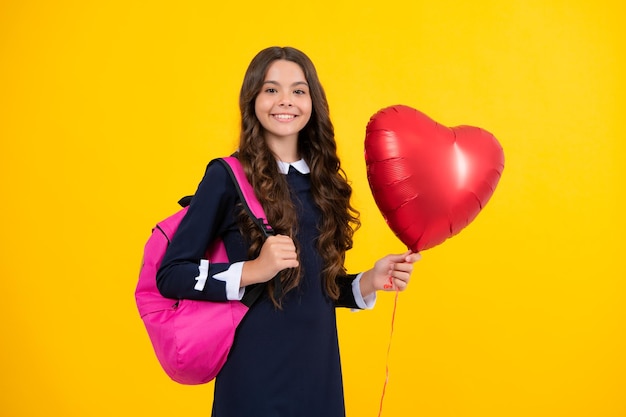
[190,158,241,206]
[204,157,231,180]
[198,158,240,189]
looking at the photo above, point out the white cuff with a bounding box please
[352,272,376,310]
[193,259,210,291]
[213,262,246,300]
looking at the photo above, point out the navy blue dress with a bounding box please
[157,160,361,417]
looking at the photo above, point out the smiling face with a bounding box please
[254,59,312,159]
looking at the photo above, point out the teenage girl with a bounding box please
[157,46,421,417]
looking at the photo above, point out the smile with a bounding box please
[272,114,296,121]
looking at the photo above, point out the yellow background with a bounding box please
[1,1,624,416]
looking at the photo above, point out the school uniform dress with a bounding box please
[157,158,375,417]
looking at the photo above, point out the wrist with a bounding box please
[241,260,259,287]
[359,270,376,298]
[241,259,273,287]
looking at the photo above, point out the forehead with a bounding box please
[263,59,307,83]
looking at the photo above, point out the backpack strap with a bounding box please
[177,157,281,307]
[179,158,273,239]
[214,157,281,307]
[217,157,274,239]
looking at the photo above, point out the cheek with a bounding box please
[254,98,272,131]
[254,98,271,129]
[301,99,313,122]
[302,112,312,127]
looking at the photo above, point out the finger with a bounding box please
[267,236,296,252]
[393,278,409,291]
[383,275,394,290]
[405,252,422,263]
[389,269,410,284]
[274,250,299,269]
[393,260,414,271]
[279,250,299,261]
[281,259,300,269]
[387,251,412,263]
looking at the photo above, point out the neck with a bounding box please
[265,135,299,163]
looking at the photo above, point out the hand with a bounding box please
[241,235,299,286]
[361,251,422,296]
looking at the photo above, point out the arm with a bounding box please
[156,160,242,301]
[335,274,362,309]
[359,251,422,298]
[335,251,422,309]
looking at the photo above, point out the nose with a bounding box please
[278,92,293,107]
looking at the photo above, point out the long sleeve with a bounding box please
[156,159,251,301]
[334,273,376,309]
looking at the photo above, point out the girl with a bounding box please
[157,46,421,417]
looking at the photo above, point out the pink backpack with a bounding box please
[135,157,272,385]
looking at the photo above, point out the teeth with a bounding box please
[274,114,295,120]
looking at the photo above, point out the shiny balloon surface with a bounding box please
[365,105,505,251]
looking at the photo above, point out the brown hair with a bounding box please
[237,46,360,307]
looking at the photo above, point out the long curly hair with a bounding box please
[236,46,360,308]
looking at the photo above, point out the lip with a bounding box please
[271,113,298,122]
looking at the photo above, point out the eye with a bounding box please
[264,87,278,93]
[294,89,307,95]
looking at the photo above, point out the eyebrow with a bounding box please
[262,80,309,87]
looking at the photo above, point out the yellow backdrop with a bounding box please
[1,1,624,416]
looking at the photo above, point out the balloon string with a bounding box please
[378,288,399,417]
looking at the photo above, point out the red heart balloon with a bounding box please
[365,105,504,252]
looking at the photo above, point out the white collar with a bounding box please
[276,159,311,175]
